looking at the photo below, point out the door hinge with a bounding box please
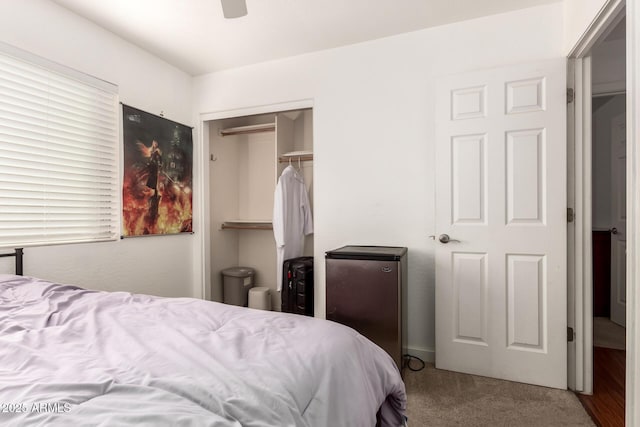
[567,88,574,104]
[567,326,575,342]
[567,207,574,223]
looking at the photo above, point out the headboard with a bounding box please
[0,248,23,275]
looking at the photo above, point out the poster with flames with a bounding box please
[122,105,193,237]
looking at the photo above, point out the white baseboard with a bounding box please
[404,346,435,364]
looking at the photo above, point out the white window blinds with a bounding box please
[0,44,119,248]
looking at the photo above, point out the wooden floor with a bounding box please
[577,346,626,427]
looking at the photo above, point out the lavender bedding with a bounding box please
[0,274,406,426]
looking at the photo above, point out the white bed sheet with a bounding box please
[0,275,406,426]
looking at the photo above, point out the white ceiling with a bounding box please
[51,0,561,76]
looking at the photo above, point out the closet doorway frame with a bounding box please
[197,99,314,301]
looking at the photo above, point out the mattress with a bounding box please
[0,274,406,426]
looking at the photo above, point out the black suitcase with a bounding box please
[281,256,314,316]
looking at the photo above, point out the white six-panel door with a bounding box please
[435,59,567,388]
[610,111,627,327]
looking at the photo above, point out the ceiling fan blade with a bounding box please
[221,0,247,19]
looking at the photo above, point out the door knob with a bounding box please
[439,234,460,244]
[429,234,460,243]
[439,234,452,243]
[610,227,618,235]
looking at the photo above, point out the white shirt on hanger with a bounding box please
[273,165,313,291]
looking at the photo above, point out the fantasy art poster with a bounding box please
[122,105,193,237]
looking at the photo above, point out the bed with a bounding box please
[0,254,406,426]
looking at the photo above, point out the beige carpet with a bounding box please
[593,316,626,350]
[404,364,594,426]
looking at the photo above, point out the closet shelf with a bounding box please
[220,123,275,136]
[278,151,313,163]
[221,220,273,230]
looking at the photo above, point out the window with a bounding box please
[0,43,119,248]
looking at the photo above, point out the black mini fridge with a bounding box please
[325,246,407,369]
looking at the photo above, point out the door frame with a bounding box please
[567,54,593,394]
[626,2,640,424]
[568,0,640,424]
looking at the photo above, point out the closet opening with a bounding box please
[205,108,314,312]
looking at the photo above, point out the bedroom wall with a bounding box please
[0,0,196,297]
[592,95,625,230]
[592,32,626,230]
[193,3,564,361]
[592,35,626,95]
[563,0,609,54]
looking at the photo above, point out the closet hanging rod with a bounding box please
[278,154,313,163]
[219,123,275,136]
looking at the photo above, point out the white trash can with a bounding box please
[249,287,271,311]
